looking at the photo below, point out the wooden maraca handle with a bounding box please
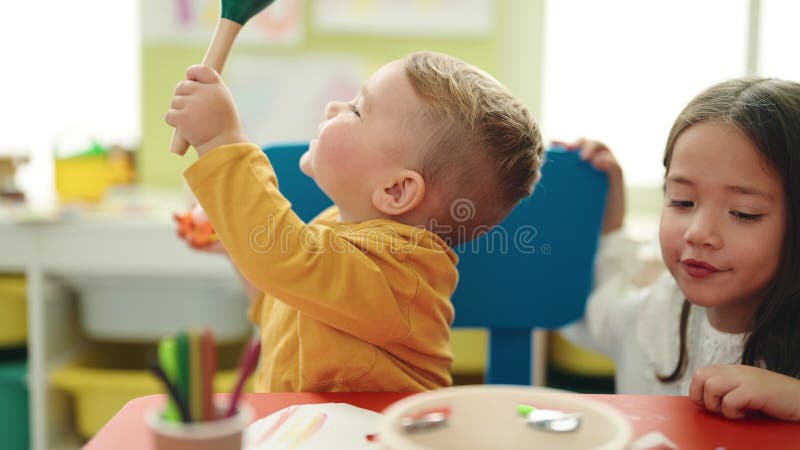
[170,18,243,155]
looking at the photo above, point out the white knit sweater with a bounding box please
[562,230,746,395]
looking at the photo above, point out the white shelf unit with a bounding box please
[0,210,240,450]
[1,193,550,449]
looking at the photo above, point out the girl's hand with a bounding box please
[553,139,625,233]
[164,64,248,157]
[689,364,800,421]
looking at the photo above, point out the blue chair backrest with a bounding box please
[451,146,607,384]
[262,142,332,222]
[262,142,607,385]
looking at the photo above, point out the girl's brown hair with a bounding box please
[658,78,800,382]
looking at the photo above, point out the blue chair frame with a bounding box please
[262,142,607,385]
[261,142,332,222]
[450,147,607,384]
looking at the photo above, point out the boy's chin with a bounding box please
[299,151,314,177]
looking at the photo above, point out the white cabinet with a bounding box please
[1,197,243,450]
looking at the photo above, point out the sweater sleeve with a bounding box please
[560,229,648,357]
[184,143,412,346]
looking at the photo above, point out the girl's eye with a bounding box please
[730,211,763,222]
[349,104,361,118]
[668,199,693,208]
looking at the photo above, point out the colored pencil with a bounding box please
[150,363,191,423]
[201,328,217,420]
[188,329,203,421]
[176,331,192,422]
[157,338,181,422]
[224,336,261,418]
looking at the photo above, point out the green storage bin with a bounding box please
[0,361,29,450]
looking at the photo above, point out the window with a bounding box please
[0,0,140,204]
[759,0,800,80]
[541,0,749,187]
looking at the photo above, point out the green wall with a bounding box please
[140,0,544,186]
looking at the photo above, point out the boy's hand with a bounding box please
[164,64,248,157]
[555,139,625,233]
[689,364,800,421]
[174,204,227,253]
[192,240,228,254]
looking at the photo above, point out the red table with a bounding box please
[84,393,799,450]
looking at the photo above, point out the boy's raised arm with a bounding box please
[184,144,422,347]
[165,65,248,157]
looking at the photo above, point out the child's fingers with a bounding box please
[165,106,190,128]
[174,79,198,96]
[702,375,741,415]
[572,138,589,153]
[589,152,621,175]
[200,241,226,254]
[188,238,225,253]
[551,140,578,151]
[164,108,182,128]
[719,386,753,420]
[578,140,608,161]
[689,365,715,405]
[690,365,738,405]
[170,95,187,110]
[186,64,221,84]
[702,382,724,414]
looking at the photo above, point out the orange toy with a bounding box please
[174,204,219,249]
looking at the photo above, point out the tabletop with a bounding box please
[84,392,800,450]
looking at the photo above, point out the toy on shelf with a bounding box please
[0,155,28,201]
[171,0,278,155]
[54,143,109,203]
[174,204,218,249]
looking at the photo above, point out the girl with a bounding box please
[562,78,800,421]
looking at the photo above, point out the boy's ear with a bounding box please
[372,169,426,217]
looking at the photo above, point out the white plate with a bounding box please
[379,385,632,450]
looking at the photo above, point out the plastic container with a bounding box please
[0,275,27,346]
[379,385,632,450]
[0,361,29,450]
[450,329,487,375]
[147,401,253,450]
[72,276,250,343]
[55,154,111,203]
[51,342,250,438]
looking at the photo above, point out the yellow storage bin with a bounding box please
[54,155,110,203]
[51,342,250,438]
[451,329,487,376]
[548,332,615,377]
[0,276,27,346]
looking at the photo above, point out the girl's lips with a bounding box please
[681,259,721,279]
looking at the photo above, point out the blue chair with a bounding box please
[262,142,608,385]
[262,142,332,222]
[451,146,607,384]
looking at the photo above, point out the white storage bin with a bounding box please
[72,276,250,342]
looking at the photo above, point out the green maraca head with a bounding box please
[221,0,277,25]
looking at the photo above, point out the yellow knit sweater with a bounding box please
[184,143,458,392]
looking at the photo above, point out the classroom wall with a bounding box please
[139,0,545,186]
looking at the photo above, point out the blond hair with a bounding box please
[404,51,544,245]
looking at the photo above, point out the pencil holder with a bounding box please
[146,400,253,450]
